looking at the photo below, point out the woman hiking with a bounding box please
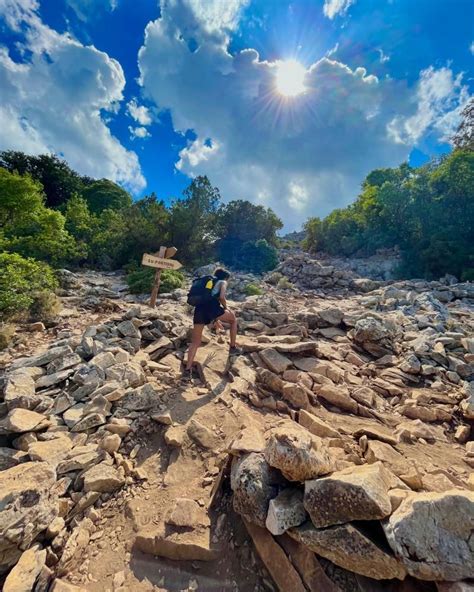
[184,268,240,379]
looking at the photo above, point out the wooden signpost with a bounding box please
[141,246,182,307]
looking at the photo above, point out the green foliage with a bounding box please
[304,150,474,279]
[169,176,220,266]
[0,253,58,320]
[244,283,263,296]
[0,169,79,265]
[0,151,84,208]
[29,291,62,323]
[217,200,282,269]
[277,276,294,290]
[81,179,132,214]
[126,267,184,294]
[238,239,279,274]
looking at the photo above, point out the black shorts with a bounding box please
[193,300,226,325]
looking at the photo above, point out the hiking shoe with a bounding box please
[181,368,194,382]
[229,346,243,355]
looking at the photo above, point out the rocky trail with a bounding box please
[0,253,473,592]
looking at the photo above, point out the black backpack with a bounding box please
[187,275,216,306]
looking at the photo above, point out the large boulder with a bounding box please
[265,487,307,535]
[383,490,474,581]
[289,522,406,580]
[230,453,282,527]
[0,462,58,574]
[304,462,393,527]
[264,422,332,482]
[352,316,398,357]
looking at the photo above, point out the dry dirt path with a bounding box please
[63,341,277,592]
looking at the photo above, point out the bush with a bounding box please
[265,271,283,285]
[29,291,62,324]
[126,267,184,294]
[277,276,294,290]
[0,253,58,320]
[0,323,16,350]
[244,283,263,296]
[239,239,279,274]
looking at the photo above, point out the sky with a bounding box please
[0,0,473,230]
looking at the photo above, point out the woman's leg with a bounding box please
[218,310,238,348]
[186,324,205,370]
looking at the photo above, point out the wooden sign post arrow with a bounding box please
[141,247,182,307]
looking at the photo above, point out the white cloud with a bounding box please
[138,0,471,229]
[0,0,145,192]
[470,41,474,55]
[66,0,117,21]
[129,126,150,139]
[323,0,355,19]
[388,66,471,145]
[127,99,152,126]
[378,48,390,63]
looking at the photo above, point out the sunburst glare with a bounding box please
[275,59,307,97]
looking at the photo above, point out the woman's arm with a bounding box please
[219,281,228,309]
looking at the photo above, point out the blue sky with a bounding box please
[0,0,472,229]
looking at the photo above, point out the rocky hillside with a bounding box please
[0,255,473,591]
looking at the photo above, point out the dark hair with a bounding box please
[214,267,230,280]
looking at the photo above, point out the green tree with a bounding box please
[0,252,58,319]
[216,200,283,267]
[169,176,221,266]
[0,168,78,265]
[238,239,279,273]
[0,151,84,208]
[81,179,132,214]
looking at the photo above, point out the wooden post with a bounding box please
[149,246,166,307]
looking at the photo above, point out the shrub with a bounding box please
[244,283,263,296]
[0,323,16,350]
[29,291,62,324]
[277,276,294,290]
[266,271,283,285]
[239,239,279,274]
[0,253,58,320]
[126,267,184,294]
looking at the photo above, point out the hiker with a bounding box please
[185,268,239,377]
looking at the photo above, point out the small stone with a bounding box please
[83,462,125,493]
[46,517,66,539]
[99,434,122,453]
[151,412,172,425]
[266,488,307,535]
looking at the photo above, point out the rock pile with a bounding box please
[1,258,473,590]
[0,302,191,588]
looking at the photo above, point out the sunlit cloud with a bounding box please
[323,0,356,19]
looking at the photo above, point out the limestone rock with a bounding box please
[99,433,121,453]
[282,382,310,409]
[229,425,265,455]
[266,488,307,535]
[289,522,406,581]
[231,453,281,527]
[244,520,307,592]
[165,498,207,528]
[315,384,358,414]
[298,409,341,438]
[4,370,36,410]
[105,361,145,387]
[120,382,159,411]
[0,447,28,471]
[264,422,332,481]
[187,418,218,450]
[83,462,125,493]
[0,408,49,434]
[117,319,141,339]
[383,490,474,581]
[0,462,58,573]
[304,462,393,527]
[3,543,46,592]
[10,345,73,370]
[259,348,293,374]
[28,437,73,467]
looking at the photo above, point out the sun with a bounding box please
[275,59,307,97]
